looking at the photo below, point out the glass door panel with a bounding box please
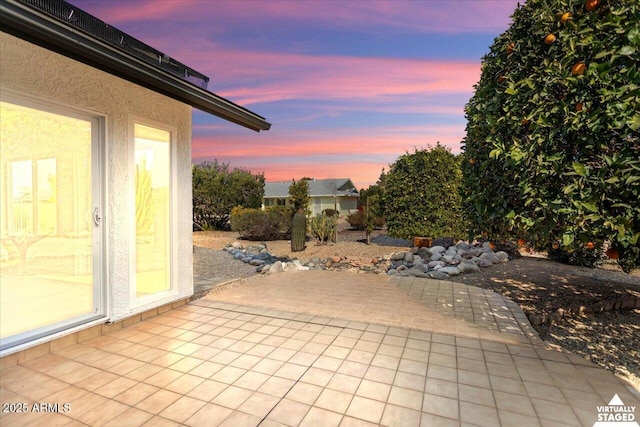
[0,100,101,346]
[134,123,171,298]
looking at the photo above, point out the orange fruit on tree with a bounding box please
[586,241,595,250]
[497,75,507,83]
[507,42,515,54]
[575,102,584,111]
[571,62,586,75]
[469,158,476,164]
[585,0,599,11]
[552,242,560,250]
[605,248,619,259]
[521,118,530,126]
[560,12,571,24]
[517,238,526,246]
[545,34,556,45]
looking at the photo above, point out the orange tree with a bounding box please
[462,0,639,271]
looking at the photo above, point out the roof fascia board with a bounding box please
[0,0,270,132]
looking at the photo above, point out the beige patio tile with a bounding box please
[393,371,425,391]
[345,395,385,424]
[459,401,500,427]
[494,390,537,417]
[274,362,309,380]
[315,388,354,413]
[300,367,334,387]
[76,396,129,426]
[338,361,369,378]
[186,379,226,402]
[164,373,204,394]
[313,355,344,371]
[219,411,263,427]
[381,404,421,427]
[184,403,233,427]
[422,393,459,420]
[387,385,423,411]
[211,385,253,409]
[286,381,323,405]
[210,365,247,384]
[370,354,400,370]
[524,381,568,403]
[267,398,311,425]
[141,415,181,426]
[238,391,280,417]
[458,383,495,407]
[498,409,542,427]
[136,389,182,414]
[356,379,391,402]
[258,376,296,398]
[124,363,164,382]
[233,370,270,390]
[159,395,206,423]
[114,382,159,405]
[398,359,428,376]
[94,376,138,398]
[104,407,153,427]
[300,407,343,427]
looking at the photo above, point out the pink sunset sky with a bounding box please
[71,0,521,189]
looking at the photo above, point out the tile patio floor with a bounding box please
[1,271,638,426]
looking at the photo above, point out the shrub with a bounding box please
[346,210,366,230]
[309,213,338,244]
[462,0,639,271]
[322,208,338,217]
[230,207,289,241]
[193,160,264,230]
[383,144,466,240]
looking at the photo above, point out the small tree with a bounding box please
[288,178,310,216]
[192,160,264,230]
[384,144,466,240]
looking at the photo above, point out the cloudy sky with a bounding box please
[71,0,520,188]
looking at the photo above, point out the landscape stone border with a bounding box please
[223,240,511,279]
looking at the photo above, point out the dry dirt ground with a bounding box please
[193,229,640,389]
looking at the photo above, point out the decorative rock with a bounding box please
[479,252,501,264]
[268,261,284,274]
[250,259,265,266]
[428,260,445,268]
[404,252,414,263]
[390,252,406,261]
[430,253,443,261]
[430,246,446,254]
[477,258,494,268]
[232,242,243,249]
[494,251,509,263]
[439,266,460,276]
[458,262,480,274]
[428,271,450,280]
[332,255,342,263]
[408,270,431,278]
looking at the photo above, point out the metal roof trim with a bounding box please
[0,0,271,132]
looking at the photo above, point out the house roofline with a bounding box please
[0,0,271,132]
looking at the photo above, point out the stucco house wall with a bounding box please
[0,32,193,320]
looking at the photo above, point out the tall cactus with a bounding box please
[291,212,306,252]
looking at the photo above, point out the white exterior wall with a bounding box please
[0,33,193,321]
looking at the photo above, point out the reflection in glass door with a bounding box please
[134,123,171,299]
[0,99,103,349]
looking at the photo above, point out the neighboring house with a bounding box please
[0,0,269,354]
[263,179,359,217]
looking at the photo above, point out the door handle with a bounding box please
[93,207,101,226]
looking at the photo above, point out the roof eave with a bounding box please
[0,0,271,132]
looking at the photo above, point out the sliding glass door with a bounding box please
[0,97,104,349]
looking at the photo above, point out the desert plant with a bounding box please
[310,213,338,245]
[346,210,366,230]
[288,179,310,216]
[462,0,639,272]
[291,212,306,252]
[384,144,466,240]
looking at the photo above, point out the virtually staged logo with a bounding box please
[593,394,639,427]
